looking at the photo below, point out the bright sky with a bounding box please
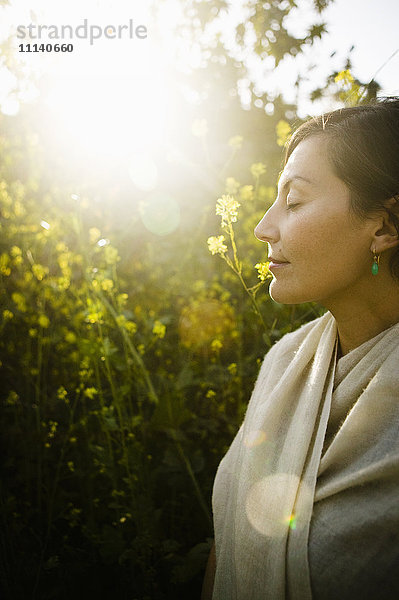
[281,0,399,114]
[321,0,399,93]
[1,0,398,148]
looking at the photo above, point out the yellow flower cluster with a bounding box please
[276,120,292,147]
[152,320,166,339]
[211,338,223,352]
[254,262,270,281]
[84,387,98,399]
[215,194,241,227]
[239,185,254,202]
[38,314,50,328]
[32,263,49,281]
[57,386,68,401]
[12,292,27,312]
[225,177,240,195]
[85,298,104,324]
[250,163,266,179]
[228,135,243,150]
[207,235,227,256]
[0,253,11,276]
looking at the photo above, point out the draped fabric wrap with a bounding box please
[212,312,399,600]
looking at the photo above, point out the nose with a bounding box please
[254,202,279,243]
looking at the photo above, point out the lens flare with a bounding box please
[178,299,235,350]
[243,430,267,448]
[245,473,312,537]
[139,193,180,236]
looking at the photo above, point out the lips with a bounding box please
[269,257,289,264]
[268,256,290,270]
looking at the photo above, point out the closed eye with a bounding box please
[286,195,301,210]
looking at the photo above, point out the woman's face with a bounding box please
[254,135,376,306]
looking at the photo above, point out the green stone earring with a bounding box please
[371,249,380,276]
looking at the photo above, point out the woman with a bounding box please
[202,98,399,600]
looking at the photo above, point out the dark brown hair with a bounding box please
[285,98,399,279]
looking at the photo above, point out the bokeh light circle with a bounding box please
[139,193,181,236]
[245,473,312,537]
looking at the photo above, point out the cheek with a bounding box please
[282,214,326,260]
[285,212,350,262]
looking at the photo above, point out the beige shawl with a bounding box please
[212,311,399,599]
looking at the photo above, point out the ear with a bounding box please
[370,196,399,254]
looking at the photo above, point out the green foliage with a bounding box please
[0,106,323,598]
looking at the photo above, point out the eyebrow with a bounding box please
[280,175,314,189]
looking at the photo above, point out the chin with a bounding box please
[269,280,312,305]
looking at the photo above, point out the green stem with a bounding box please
[93,287,159,405]
[222,221,269,335]
[95,285,210,522]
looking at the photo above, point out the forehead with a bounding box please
[280,135,334,187]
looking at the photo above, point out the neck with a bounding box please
[322,272,399,356]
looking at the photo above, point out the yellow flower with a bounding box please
[335,69,354,84]
[67,461,75,472]
[85,298,104,324]
[56,242,68,253]
[228,135,243,149]
[215,195,241,227]
[206,390,216,399]
[57,253,69,271]
[228,362,237,375]
[48,420,58,438]
[250,162,267,179]
[276,120,292,147]
[225,177,240,195]
[152,320,166,339]
[239,185,254,202]
[104,245,119,265]
[125,321,137,335]
[14,200,25,217]
[6,390,19,405]
[207,235,228,256]
[117,293,128,308]
[32,264,49,281]
[65,331,76,344]
[254,262,270,281]
[57,386,68,400]
[0,253,11,276]
[89,227,101,244]
[10,246,22,257]
[83,387,98,399]
[211,338,223,352]
[12,292,26,312]
[38,314,50,328]
[3,309,14,321]
[57,277,70,290]
[101,279,114,291]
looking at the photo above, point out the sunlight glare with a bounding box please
[4,0,184,161]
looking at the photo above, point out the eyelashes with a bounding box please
[286,194,301,210]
